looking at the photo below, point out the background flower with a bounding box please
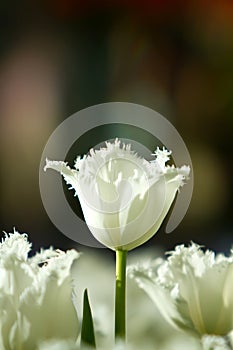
[0,230,79,350]
[201,334,233,350]
[129,243,233,341]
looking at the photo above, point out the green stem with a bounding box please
[115,249,127,342]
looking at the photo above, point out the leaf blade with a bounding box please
[81,289,96,348]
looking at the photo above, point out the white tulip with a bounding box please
[0,230,79,349]
[45,139,190,250]
[202,334,233,350]
[130,243,233,341]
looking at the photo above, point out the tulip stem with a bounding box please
[115,249,127,342]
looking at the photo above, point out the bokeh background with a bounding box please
[0,0,233,254]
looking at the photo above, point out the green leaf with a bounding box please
[81,289,96,348]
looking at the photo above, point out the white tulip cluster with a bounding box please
[1,230,233,350]
[0,230,79,350]
[4,139,231,350]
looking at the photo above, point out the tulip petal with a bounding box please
[130,266,195,333]
[44,159,80,195]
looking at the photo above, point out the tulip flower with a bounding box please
[130,243,233,344]
[0,230,79,349]
[44,139,189,251]
[45,139,190,342]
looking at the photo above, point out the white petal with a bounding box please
[0,229,31,264]
[130,266,193,332]
[44,159,80,195]
[122,174,180,250]
[202,334,231,350]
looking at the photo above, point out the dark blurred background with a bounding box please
[0,0,233,254]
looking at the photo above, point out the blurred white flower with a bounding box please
[38,336,202,350]
[38,337,212,350]
[0,229,80,349]
[129,243,233,340]
[45,139,189,250]
[37,339,78,350]
[201,334,233,350]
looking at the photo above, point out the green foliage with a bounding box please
[81,289,96,349]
